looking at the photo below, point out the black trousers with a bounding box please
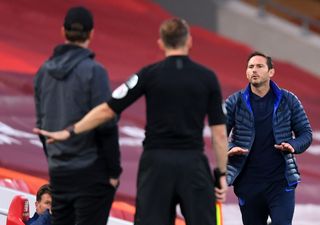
[50,165,116,225]
[134,149,217,225]
[234,180,296,225]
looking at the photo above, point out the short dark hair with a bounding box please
[159,18,190,49]
[247,51,274,70]
[63,6,94,42]
[36,184,52,202]
[64,30,91,42]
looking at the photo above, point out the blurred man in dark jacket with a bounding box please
[27,184,52,225]
[34,6,121,225]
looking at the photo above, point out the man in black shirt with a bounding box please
[34,18,228,225]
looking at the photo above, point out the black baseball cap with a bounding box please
[64,6,94,32]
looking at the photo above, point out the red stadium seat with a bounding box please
[6,195,30,225]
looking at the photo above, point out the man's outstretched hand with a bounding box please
[228,147,249,156]
[33,128,70,144]
[274,142,295,153]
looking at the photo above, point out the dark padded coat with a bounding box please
[225,81,312,186]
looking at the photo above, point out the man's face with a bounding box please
[35,193,52,214]
[246,55,274,88]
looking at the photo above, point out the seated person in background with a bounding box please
[26,184,52,225]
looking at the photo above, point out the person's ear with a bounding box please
[187,35,192,49]
[61,27,65,38]
[269,68,275,78]
[89,29,94,40]
[157,38,165,51]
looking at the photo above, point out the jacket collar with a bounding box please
[241,80,283,112]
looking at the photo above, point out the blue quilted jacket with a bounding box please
[225,81,312,186]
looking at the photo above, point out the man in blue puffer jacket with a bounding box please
[225,51,312,225]
[27,184,52,225]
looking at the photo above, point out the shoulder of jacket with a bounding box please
[34,63,48,83]
[226,91,242,103]
[90,59,105,69]
[280,89,302,112]
[282,89,298,98]
[79,59,107,76]
[281,89,300,103]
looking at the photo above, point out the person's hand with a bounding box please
[109,178,119,189]
[33,128,70,144]
[46,208,52,215]
[215,176,228,203]
[228,147,249,156]
[274,142,295,153]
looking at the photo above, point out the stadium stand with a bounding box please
[241,0,320,33]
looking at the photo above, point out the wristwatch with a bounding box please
[65,125,76,138]
[213,168,227,188]
[214,168,227,177]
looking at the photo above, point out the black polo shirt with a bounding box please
[108,55,226,151]
[235,89,285,186]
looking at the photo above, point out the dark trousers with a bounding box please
[50,167,116,225]
[234,180,296,225]
[134,150,217,225]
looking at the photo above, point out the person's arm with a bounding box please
[33,69,146,143]
[91,64,122,179]
[34,66,45,130]
[284,93,312,154]
[225,93,239,150]
[225,92,250,156]
[90,64,118,128]
[211,124,228,173]
[210,124,228,202]
[75,101,116,133]
[33,66,48,156]
[33,102,115,143]
[34,78,41,130]
[206,72,228,202]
